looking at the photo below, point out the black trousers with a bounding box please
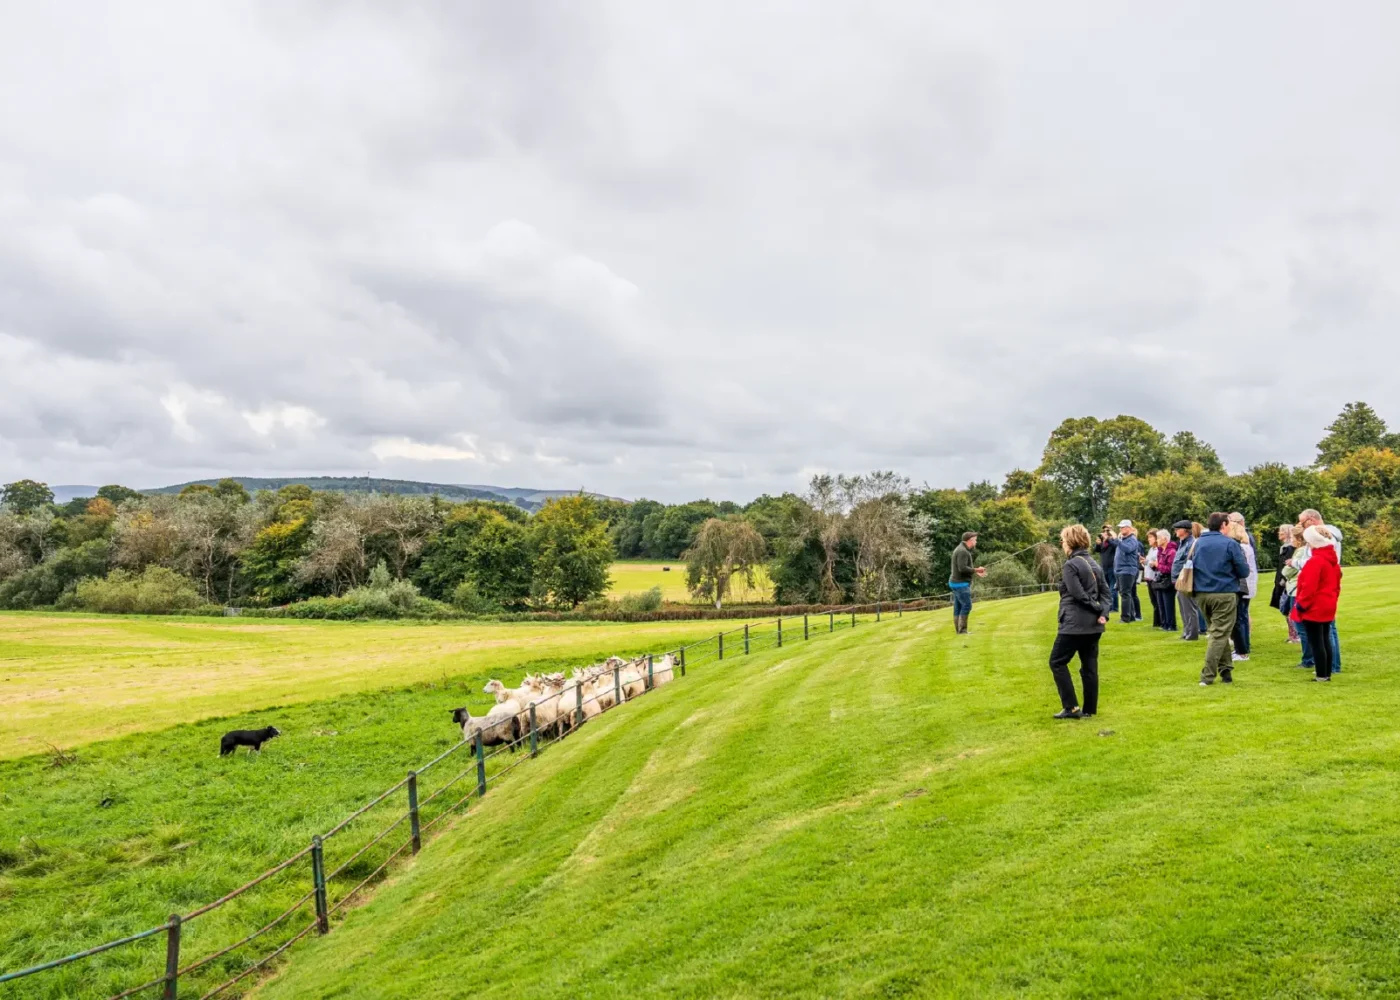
[1302,619,1334,678]
[1049,632,1101,714]
[1231,595,1251,654]
[1117,574,1140,623]
[1151,585,1177,630]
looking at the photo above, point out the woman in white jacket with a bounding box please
[1226,521,1258,661]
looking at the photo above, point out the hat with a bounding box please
[1172,520,1192,530]
[1117,519,1133,529]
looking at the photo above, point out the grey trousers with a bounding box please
[1177,591,1200,640]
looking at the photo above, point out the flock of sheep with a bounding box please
[450,653,677,748]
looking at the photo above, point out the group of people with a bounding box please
[1039,508,1343,720]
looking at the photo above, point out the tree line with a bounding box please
[2,402,1395,616]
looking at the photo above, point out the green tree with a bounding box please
[1166,431,1225,474]
[685,517,767,609]
[240,509,315,604]
[530,496,613,608]
[1316,401,1395,467]
[910,488,981,584]
[1039,415,1168,524]
[643,501,719,559]
[214,478,252,504]
[97,484,144,507]
[965,480,998,503]
[414,503,534,607]
[2,480,54,515]
[608,499,664,558]
[1001,469,1037,497]
[1109,467,1229,531]
[975,497,1042,555]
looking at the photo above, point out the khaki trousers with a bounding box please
[1195,592,1238,683]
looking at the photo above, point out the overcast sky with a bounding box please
[2,2,1398,502]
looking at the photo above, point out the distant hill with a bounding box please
[141,477,621,510]
[51,485,100,504]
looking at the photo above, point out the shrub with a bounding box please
[972,555,1038,598]
[451,580,504,615]
[72,566,206,615]
[618,586,664,613]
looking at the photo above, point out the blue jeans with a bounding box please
[951,587,972,618]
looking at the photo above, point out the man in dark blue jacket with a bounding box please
[1191,512,1251,685]
[1112,520,1144,623]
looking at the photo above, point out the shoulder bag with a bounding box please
[1174,538,1199,594]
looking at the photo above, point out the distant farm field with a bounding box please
[0,613,762,759]
[606,560,773,604]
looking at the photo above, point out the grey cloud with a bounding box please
[3,1,1400,500]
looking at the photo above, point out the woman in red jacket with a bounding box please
[1292,525,1342,681]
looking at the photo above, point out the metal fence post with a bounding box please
[407,771,421,855]
[647,654,654,690]
[162,914,181,1000]
[744,623,749,654]
[311,836,329,934]
[529,704,538,758]
[851,611,856,628]
[718,632,724,660]
[475,730,486,797]
[777,618,782,647]
[614,666,622,706]
[898,600,903,616]
[829,611,834,632]
[804,613,809,640]
[877,602,881,621]
[679,647,686,676]
[575,681,584,727]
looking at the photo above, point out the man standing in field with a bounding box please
[949,531,987,634]
[1192,512,1250,686]
[1294,508,1343,673]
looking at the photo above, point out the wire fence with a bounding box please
[0,582,1052,999]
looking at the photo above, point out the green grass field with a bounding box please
[241,566,1400,999]
[606,560,774,604]
[0,614,767,759]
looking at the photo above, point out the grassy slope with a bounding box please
[0,614,761,758]
[607,561,774,603]
[256,567,1400,999]
[0,624,763,999]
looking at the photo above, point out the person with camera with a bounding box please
[1112,520,1144,624]
[1094,525,1120,615]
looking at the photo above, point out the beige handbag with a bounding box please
[1174,539,1199,594]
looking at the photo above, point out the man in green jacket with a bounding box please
[949,531,987,634]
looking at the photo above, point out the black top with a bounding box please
[1058,549,1113,634]
[1269,543,1295,608]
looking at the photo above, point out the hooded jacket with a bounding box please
[1113,533,1144,576]
[1292,527,1342,622]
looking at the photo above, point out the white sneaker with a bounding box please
[1231,653,1246,662]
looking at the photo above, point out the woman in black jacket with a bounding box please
[1049,524,1112,719]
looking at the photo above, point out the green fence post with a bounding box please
[647,654,654,690]
[407,771,421,855]
[898,600,903,616]
[777,618,782,647]
[829,611,834,632]
[876,602,881,622]
[575,681,584,727]
[311,836,329,933]
[475,730,486,797]
[718,632,724,660]
[679,647,686,677]
[744,623,750,654]
[804,613,809,640]
[851,611,856,628]
[162,914,181,1000]
[529,704,538,758]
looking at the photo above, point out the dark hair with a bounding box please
[961,531,978,542]
[1207,512,1229,532]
